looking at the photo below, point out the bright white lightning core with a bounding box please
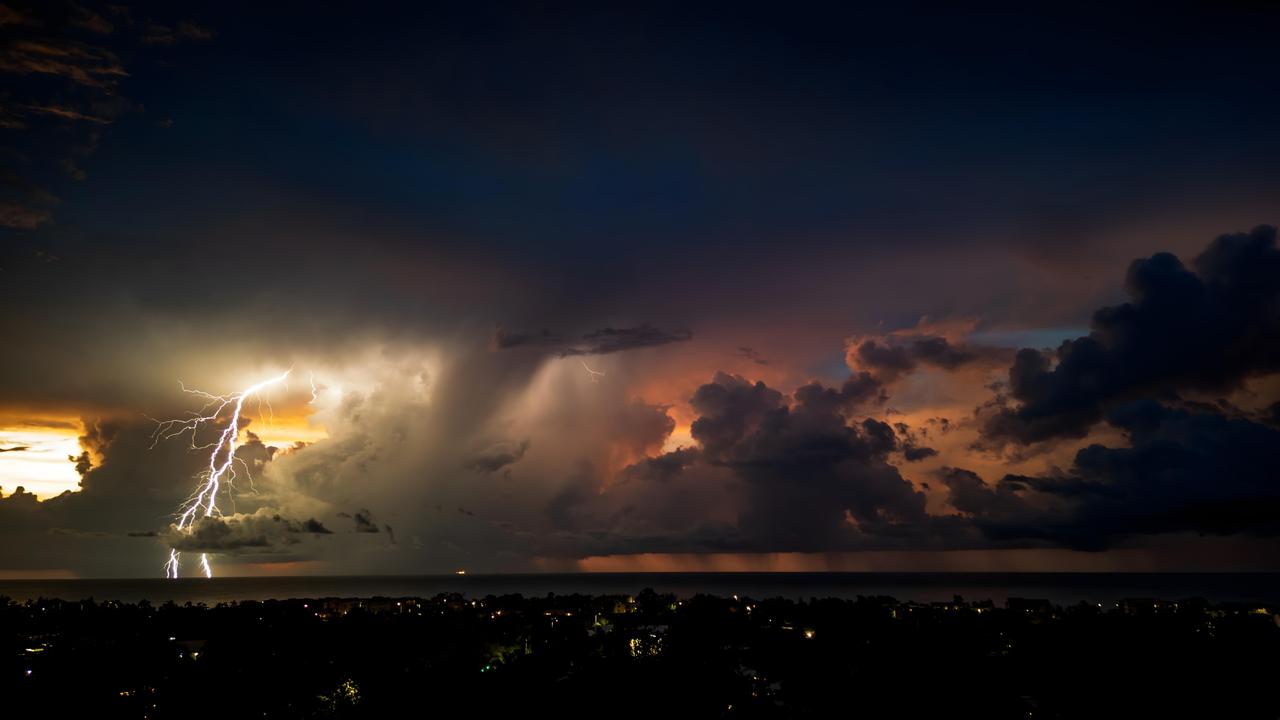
[152,369,293,579]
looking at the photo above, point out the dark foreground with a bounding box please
[4,591,1278,719]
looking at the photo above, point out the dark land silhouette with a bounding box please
[5,589,1279,718]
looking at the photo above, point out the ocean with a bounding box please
[2,572,1279,606]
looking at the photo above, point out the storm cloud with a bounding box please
[847,333,1011,382]
[979,225,1280,446]
[946,401,1280,550]
[2,1,1280,576]
[161,509,335,554]
[491,323,693,357]
[551,371,933,555]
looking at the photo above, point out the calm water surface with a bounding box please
[3,573,1279,606]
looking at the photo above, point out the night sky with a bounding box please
[2,0,1279,578]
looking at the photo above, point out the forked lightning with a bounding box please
[152,370,293,578]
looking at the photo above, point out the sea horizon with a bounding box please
[5,571,1280,607]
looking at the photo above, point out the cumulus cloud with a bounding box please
[978,225,1280,446]
[161,509,334,554]
[0,415,238,573]
[2,219,1278,574]
[846,325,1012,382]
[615,446,699,484]
[550,371,933,555]
[925,226,1280,550]
[945,401,1280,549]
[689,371,785,457]
[938,467,1033,521]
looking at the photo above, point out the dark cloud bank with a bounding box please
[979,225,1280,446]
[2,227,1278,570]
[552,226,1280,556]
[491,323,693,357]
[928,226,1280,550]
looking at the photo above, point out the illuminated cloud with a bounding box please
[162,509,334,554]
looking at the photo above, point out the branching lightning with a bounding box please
[151,369,293,579]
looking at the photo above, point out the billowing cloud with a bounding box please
[945,400,1280,549]
[2,0,1279,579]
[548,371,935,555]
[9,222,1272,572]
[689,371,786,457]
[846,325,1012,383]
[161,508,334,554]
[979,225,1280,446]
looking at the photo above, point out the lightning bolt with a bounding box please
[580,360,605,382]
[152,369,292,579]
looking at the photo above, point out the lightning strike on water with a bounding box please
[151,369,293,579]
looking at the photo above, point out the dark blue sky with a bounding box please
[19,1,1280,248]
[8,1,1277,336]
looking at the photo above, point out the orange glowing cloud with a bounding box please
[0,415,84,499]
